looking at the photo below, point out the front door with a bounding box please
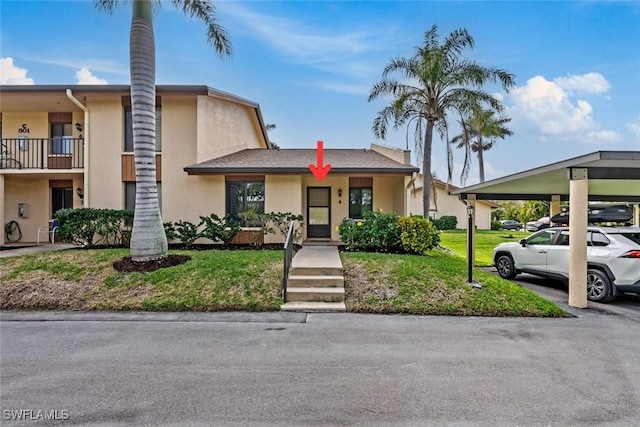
[307,187,331,238]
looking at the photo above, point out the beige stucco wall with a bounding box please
[373,176,406,215]
[3,177,50,242]
[2,113,49,138]
[370,143,411,165]
[85,97,124,209]
[196,96,265,163]
[264,175,303,244]
[409,186,494,229]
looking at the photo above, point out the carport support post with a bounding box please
[550,195,561,226]
[568,168,588,308]
[0,174,4,246]
[635,204,640,227]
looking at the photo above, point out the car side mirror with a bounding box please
[519,238,527,247]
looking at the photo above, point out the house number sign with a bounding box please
[17,123,30,134]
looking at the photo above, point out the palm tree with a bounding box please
[452,106,513,184]
[95,0,231,261]
[369,24,515,217]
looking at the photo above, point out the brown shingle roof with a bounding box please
[184,149,419,175]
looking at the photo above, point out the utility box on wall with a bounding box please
[18,203,29,218]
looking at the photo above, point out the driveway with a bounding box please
[1,310,640,426]
[482,266,640,320]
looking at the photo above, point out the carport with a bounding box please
[451,151,640,308]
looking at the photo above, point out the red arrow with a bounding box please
[309,140,331,180]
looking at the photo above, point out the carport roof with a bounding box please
[451,151,640,202]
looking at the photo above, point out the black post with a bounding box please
[467,210,473,283]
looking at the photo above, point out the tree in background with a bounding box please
[369,24,515,217]
[95,0,231,261]
[452,105,513,184]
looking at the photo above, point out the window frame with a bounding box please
[225,180,265,226]
[348,186,373,219]
[124,105,162,152]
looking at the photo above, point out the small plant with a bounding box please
[163,221,178,241]
[174,220,199,248]
[397,216,440,254]
[198,213,241,246]
[265,212,304,243]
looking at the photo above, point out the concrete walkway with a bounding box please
[0,243,76,258]
[281,246,346,312]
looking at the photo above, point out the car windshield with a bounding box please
[619,232,640,245]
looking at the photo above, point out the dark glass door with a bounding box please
[52,187,72,218]
[307,187,331,238]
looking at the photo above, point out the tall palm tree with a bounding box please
[95,0,231,261]
[452,106,513,184]
[369,24,515,217]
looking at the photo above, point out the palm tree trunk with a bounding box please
[129,0,168,261]
[422,120,434,218]
[477,145,485,183]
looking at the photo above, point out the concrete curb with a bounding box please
[0,311,308,323]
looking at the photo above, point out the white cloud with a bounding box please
[508,75,595,135]
[627,117,640,139]
[585,130,621,144]
[0,57,35,84]
[554,72,610,95]
[76,67,108,85]
[218,2,396,78]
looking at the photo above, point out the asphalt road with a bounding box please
[2,306,640,427]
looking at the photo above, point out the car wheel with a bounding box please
[496,255,517,280]
[516,226,521,231]
[587,269,615,303]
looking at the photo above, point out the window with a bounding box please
[226,180,265,224]
[125,182,162,212]
[588,231,610,247]
[556,231,570,246]
[124,106,162,152]
[51,123,73,154]
[52,187,73,217]
[349,187,372,219]
[527,230,556,245]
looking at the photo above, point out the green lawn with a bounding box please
[439,229,530,267]
[0,242,567,317]
[341,250,566,317]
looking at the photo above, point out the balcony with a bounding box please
[0,138,84,170]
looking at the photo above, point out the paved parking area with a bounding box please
[2,309,640,426]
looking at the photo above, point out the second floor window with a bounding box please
[51,123,73,154]
[124,106,162,152]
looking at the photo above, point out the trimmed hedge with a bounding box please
[55,208,133,247]
[432,215,457,230]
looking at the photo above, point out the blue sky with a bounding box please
[1,0,639,186]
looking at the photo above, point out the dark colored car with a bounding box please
[500,220,523,230]
[551,204,633,225]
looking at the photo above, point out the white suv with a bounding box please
[492,226,640,302]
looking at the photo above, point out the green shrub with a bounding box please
[265,212,304,244]
[397,216,440,254]
[163,222,178,241]
[432,215,458,230]
[491,220,502,230]
[338,210,400,251]
[174,220,199,248]
[55,208,133,247]
[199,214,241,246]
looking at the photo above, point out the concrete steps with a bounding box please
[280,246,345,313]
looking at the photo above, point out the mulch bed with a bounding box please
[113,254,191,273]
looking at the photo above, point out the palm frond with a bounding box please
[172,0,232,57]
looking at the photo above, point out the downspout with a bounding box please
[66,89,89,207]
[405,171,417,216]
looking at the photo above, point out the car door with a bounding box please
[514,229,558,274]
[545,230,571,279]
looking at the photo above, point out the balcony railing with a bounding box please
[0,138,84,170]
